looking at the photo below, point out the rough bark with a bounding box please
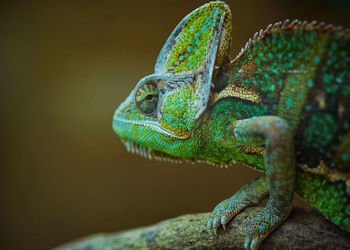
[55,207,350,250]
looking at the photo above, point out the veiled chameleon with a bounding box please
[113,1,350,249]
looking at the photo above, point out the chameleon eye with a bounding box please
[135,81,159,115]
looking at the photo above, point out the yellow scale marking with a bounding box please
[210,84,261,104]
[298,161,350,195]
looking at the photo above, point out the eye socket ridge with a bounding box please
[135,81,160,116]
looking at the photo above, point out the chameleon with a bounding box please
[112,1,350,249]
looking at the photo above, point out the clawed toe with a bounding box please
[207,215,220,235]
[244,233,262,250]
[207,214,231,235]
[206,198,243,235]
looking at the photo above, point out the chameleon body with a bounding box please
[113,1,350,249]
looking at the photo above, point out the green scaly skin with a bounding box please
[113,1,350,249]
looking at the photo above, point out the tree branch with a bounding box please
[55,207,350,249]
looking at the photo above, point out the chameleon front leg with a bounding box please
[209,116,296,250]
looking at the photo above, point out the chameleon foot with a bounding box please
[207,198,246,234]
[244,203,293,250]
[207,175,269,235]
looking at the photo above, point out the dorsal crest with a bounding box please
[234,19,350,61]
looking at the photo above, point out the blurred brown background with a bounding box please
[1,0,350,249]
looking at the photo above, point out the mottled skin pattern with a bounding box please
[112,1,350,249]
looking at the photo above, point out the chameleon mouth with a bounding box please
[114,116,187,139]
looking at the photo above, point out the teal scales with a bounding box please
[113,1,350,249]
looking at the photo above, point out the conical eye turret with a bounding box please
[135,81,159,116]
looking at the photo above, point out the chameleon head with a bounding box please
[113,1,232,158]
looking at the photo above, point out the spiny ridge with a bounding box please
[234,19,350,60]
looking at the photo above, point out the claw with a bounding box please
[244,235,260,250]
[244,237,250,249]
[206,217,212,228]
[207,216,218,236]
[221,215,230,227]
[213,227,217,236]
[212,217,219,230]
[221,215,228,231]
[250,238,260,250]
[244,223,264,250]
